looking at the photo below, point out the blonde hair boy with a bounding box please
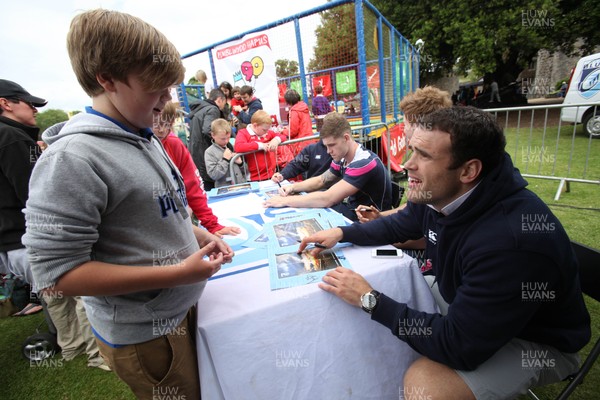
[211,118,232,136]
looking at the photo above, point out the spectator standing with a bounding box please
[234,110,287,181]
[155,103,241,237]
[194,69,213,98]
[311,85,330,132]
[280,89,314,167]
[283,89,313,141]
[218,81,234,121]
[490,80,501,103]
[205,118,246,187]
[234,85,263,127]
[188,88,227,191]
[0,79,46,291]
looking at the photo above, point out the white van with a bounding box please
[561,52,600,138]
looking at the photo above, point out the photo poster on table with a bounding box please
[263,210,354,289]
[268,247,351,290]
[242,209,350,250]
[205,182,353,279]
[266,211,328,253]
[207,182,260,199]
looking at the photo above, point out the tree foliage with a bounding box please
[275,59,299,78]
[307,4,357,72]
[552,0,600,56]
[371,0,595,85]
[36,109,69,133]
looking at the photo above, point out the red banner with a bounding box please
[380,124,407,172]
[216,34,271,59]
[312,75,332,96]
[367,66,380,89]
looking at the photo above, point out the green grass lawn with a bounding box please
[1,121,598,400]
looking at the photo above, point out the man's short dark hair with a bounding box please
[421,106,506,176]
[284,89,301,106]
[208,88,226,101]
[240,85,254,96]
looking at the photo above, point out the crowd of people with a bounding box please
[0,7,592,400]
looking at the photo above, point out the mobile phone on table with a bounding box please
[371,248,403,258]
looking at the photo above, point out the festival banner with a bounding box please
[212,32,279,120]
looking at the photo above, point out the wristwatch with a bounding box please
[360,290,381,314]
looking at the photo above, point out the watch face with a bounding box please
[361,292,376,310]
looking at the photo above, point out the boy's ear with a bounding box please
[96,72,116,92]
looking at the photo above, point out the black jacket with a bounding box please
[187,100,223,186]
[0,115,40,251]
[341,153,591,370]
[280,139,332,180]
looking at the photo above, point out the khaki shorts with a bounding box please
[96,307,199,400]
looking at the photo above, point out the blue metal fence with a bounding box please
[178,0,419,129]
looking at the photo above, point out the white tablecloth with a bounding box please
[196,242,438,399]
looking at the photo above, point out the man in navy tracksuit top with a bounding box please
[299,106,590,400]
[271,139,332,182]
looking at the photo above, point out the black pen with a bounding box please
[297,239,327,249]
[276,181,282,188]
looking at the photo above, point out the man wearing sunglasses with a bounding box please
[0,79,47,308]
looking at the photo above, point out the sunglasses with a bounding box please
[5,98,36,110]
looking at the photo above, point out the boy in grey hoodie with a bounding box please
[22,9,233,400]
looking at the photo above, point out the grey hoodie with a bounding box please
[22,112,205,345]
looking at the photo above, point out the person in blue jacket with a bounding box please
[299,106,591,400]
[233,85,263,126]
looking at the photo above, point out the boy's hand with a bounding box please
[266,138,280,152]
[223,148,233,161]
[233,153,243,165]
[194,227,234,263]
[209,237,234,264]
[181,242,223,281]
[214,226,241,237]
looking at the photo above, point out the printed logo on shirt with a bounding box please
[420,259,433,274]
[427,229,437,245]
[315,155,321,160]
[156,170,188,218]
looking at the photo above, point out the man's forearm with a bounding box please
[290,176,324,193]
[281,190,335,209]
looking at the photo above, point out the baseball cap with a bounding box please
[0,79,47,107]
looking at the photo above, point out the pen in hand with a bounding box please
[297,239,327,249]
[355,207,373,212]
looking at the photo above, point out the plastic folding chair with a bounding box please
[528,241,600,399]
